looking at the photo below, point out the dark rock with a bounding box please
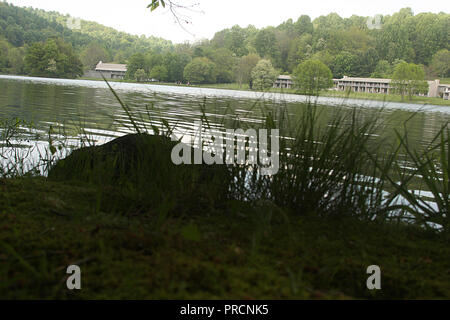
[48,134,231,210]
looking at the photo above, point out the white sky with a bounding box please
[7,0,450,43]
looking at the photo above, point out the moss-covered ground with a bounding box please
[0,177,448,299]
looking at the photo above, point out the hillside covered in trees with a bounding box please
[0,2,449,82]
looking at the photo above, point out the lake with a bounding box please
[1,74,449,175]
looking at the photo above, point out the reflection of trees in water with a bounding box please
[0,78,449,150]
[0,80,118,138]
[422,112,447,146]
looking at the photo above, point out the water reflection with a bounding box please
[0,74,449,161]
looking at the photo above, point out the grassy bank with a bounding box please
[0,177,449,299]
[324,90,450,106]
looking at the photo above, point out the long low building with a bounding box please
[333,76,450,99]
[83,61,127,80]
[333,76,392,94]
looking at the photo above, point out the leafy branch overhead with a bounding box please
[147,0,166,11]
[147,0,202,29]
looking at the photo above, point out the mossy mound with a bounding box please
[49,134,177,183]
[48,134,231,212]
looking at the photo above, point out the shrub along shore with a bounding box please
[0,91,449,299]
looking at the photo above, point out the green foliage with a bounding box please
[254,28,280,63]
[295,15,314,35]
[183,57,217,84]
[149,65,168,81]
[0,1,172,70]
[209,48,236,83]
[80,43,110,70]
[251,59,278,90]
[430,49,450,78]
[235,53,260,89]
[392,62,428,100]
[0,37,11,72]
[331,51,359,78]
[7,47,26,74]
[309,51,333,68]
[358,48,380,76]
[126,53,148,79]
[389,125,449,231]
[147,0,166,11]
[1,2,448,82]
[24,38,83,78]
[293,59,333,95]
[211,25,254,57]
[371,60,393,78]
[134,68,148,82]
[163,52,191,82]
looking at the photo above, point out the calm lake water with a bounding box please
[1,74,449,171]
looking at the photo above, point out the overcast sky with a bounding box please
[7,0,449,43]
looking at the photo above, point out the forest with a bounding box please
[0,2,449,83]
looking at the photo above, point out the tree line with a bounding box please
[0,2,448,84]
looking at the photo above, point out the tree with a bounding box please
[295,15,314,36]
[134,69,148,82]
[8,47,26,74]
[183,57,217,84]
[430,49,450,78]
[209,48,235,83]
[81,43,110,70]
[0,38,11,73]
[332,52,359,78]
[126,53,148,79]
[374,8,415,63]
[254,28,279,62]
[235,53,260,89]
[147,52,164,70]
[287,33,313,71]
[212,25,250,57]
[358,48,380,77]
[163,52,191,82]
[392,62,428,100]
[293,59,333,95]
[251,59,278,91]
[310,51,333,68]
[24,38,83,78]
[371,60,392,78]
[228,25,249,57]
[149,65,168,81]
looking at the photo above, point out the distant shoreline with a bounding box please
[79,76,450,107]
[2,73,450,107]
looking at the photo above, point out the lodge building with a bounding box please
[333,76,450,99]
[83,61,127,80]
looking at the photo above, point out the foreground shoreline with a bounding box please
[0,177,449,299]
